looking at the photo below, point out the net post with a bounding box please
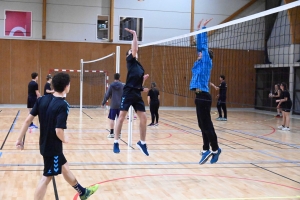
[80,59,83,113]
[127,106,133,147]
[116,46,120,73]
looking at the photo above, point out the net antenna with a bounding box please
[80,53,115,112]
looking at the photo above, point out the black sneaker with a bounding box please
[148,123,155,126]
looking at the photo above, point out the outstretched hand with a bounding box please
[203,18,213,27]
[197,19,213,30]
[124,28,136,34]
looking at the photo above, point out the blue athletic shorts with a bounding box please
[108,109,120,120]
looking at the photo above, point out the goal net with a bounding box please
[138,1,300,114]
[49,53,115,108]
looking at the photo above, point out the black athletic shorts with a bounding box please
[282,101,292,112]
[43,154,67,176]
[27,96,37,108]
[120,93,145,112]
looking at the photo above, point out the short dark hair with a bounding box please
[114,73,120,80]
[46,74,52,81]
[208,49,213,60]
[220,75,225,80]
[151,82,156,88]
[31,72,38,79]
[52,73,70,93]
[280,82,288,91]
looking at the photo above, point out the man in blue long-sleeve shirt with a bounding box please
[190,19,221,165]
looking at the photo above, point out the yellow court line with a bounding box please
[195,196,300,200]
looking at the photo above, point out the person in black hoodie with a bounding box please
[102,73,124,138]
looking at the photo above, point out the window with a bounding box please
[4,10,32,37]
[97,15,109,41]
[119,17,143,41]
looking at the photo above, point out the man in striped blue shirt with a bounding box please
[190,19,221,165]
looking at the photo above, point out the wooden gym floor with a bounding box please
[0,107,299,200]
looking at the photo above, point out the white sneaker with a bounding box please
[107,133,114,138]
[282,127,290,131]
[278,125,284,130]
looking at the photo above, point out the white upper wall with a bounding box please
[0,0,43,39]
[0,0,269,44]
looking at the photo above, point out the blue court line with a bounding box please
[0,152,2,158]
[161,113,300,149]
[1,160,299,167]
[256,150,300,167]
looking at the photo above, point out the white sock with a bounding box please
[212,150,218,154]
[114,140,119,143]
[202,150,208,153]
[140,140,146,145]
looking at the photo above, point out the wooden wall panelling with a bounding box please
[10,40,39,104]
[0,40,11,103]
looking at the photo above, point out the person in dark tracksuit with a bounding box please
[28,72,41,129]
[147,82,160,126]
[211,75,227,121]
[101,73,124,138]
[189,19,221,165]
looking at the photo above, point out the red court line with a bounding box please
[73,173,300,199]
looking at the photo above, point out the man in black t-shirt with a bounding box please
[16,73,99,200]
[44,74,54,95]
[211,75,227,121]
[113,28,150,156]
[27,72,41,128]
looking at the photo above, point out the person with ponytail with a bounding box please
[276,82,292,131]
[147,82,160,126]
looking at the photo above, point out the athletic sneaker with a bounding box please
[119,133,122,139]
[221,118,227,121]
[210,148,222,164]
[134,116,137,120]
[282,127,290,131]
[80,184,99,200]
[107,133,114,138]
[113,142,120,153]
[278,125,284,130]
[148,123,155,126]
[28,125,35,129]
[154,123,159,126]
[275,114,281,118]
[199,150,212,165]
[136,141,149,156]
[216,117,222,121]
[32,124,38,128]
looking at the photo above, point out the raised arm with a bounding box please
[125,28,138,58]
[196,19,212,53]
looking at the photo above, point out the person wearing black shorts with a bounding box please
[211,75,227,121]
[147,82,160,126]
[276,82,292,131]
[16,73,99,200]
[101,73,124,138]
[27,72,41,128]
[44,74,54,95]
[113,28,150,156]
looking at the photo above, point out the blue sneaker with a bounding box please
[210,148,222,164]
[199,150,212,164]
[32,124,38,128]
[136,141,149,156]
[113,142,120,153]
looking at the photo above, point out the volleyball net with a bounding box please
[138,1,300,113]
